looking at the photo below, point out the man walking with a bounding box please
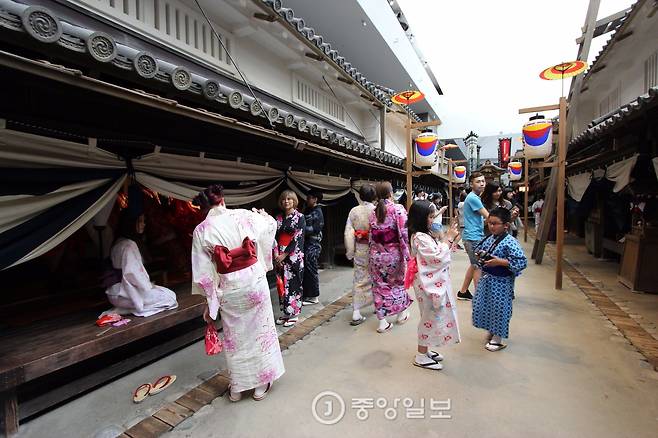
[302,189,324,305]
[457,172,489,301]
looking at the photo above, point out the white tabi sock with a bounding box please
[352,309,362,321]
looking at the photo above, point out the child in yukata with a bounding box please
[471,207,527,352]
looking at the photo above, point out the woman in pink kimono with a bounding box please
[191,185,283,402]
[344,184,377,325]
[368,181,412,333]
[407,200,461,371]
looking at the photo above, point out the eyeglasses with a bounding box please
[488,221,504,226]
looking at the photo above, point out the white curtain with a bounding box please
[567,172,592,202]
[8,175,127,269]
[0,178,112,234]
[133,152,283,181]
[653,157,658,183]
[286,171,352,202]
[606,154,638,193]
[135,172,284,206]
[0,129,125,169]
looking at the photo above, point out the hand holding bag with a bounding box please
[204,322,222,355]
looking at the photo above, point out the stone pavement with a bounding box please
[17,238,658,438]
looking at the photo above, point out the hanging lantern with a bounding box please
[414,132,438,168]
[453,166,466,183]
[522,116,553,159]
[508,161,523,181]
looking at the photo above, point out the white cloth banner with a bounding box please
[286,177,351,202]
[0,129,125,169]
[653,157,658,183]
[606,154,638,192]
[133,152,283,181]
[287,170,352,191]
[0,178,111,234]
[135,172,284,206]
[567,172,592,202]
[9,175,127,269]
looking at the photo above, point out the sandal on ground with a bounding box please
[228,385,242,402]
[150,375,177,395]
[302,298,319,306]
[427,350,444,362]
[350,316,367,326]
[396,312,409,325]
[275,317,287,325]
[485,342,507,352]
[282,318,298,328]
[376,322,393,333]
[413,359,443,371]
[133,383,151,403]
[486,333,494,343]
[252,383,271,401]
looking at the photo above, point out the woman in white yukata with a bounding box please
[406,200,461,371]
[191,185,284,402]
[344,183,376,325]
[105,212,178,317]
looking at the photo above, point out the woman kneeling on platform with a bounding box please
[104,211,178,317]
[191,185,284,402]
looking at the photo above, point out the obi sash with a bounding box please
[370,228,397,245]
[354,229,369,244]
[213,237,257,274]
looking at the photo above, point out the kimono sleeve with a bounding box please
[413,233,451,285]
[504,236,528,276]
[191,227,221,320]
[344,213,356,260]
[250,210,277,271]
[395,204,410,261]
[118,240,152,313]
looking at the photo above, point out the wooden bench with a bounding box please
[0,293,205,436]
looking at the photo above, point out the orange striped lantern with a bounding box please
[508,161,523,181]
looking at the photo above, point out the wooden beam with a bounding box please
[405,120,442,129]
[304,52,323,61]
[1,389,18,437]
[524,157,529,243]
[411,171,432,177]
[253,12,277,22]
[518,104,560,114]
[531,162,558,168]
[448,160,454,220]
[406,120,413,210]
[555,96,568,290]
[336,76,354,85]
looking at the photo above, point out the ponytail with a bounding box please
[374,181,393,224]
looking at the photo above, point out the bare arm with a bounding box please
[479,207,489,219]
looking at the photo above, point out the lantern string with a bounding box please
[193,0,273,128]
[322,76,370,144]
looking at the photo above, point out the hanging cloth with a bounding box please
[606,154,638,193]
[567,172,592,202]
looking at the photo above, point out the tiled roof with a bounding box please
[570,86,658,148]
[0,0,405,167]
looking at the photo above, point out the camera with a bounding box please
[475,249,492,267]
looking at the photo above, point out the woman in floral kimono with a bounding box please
[274,190,305,328]
[407,200,461,371]
[191,185,283,402]
[472,207,527,352]
[344,184,376,325]
[368,181,413,333]
[105,211,178,317]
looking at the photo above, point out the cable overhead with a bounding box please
[193,0,273,128]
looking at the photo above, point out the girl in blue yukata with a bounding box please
[471,207,527,352]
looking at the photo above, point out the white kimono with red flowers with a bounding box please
[191,205,284,392]
[410,232,461,348]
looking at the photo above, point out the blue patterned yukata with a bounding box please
[471,233,527,338]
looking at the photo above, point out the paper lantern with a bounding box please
[414,132,438,168]
[522,117,553,159]
[508,161,523,181]
[453,166,466,183]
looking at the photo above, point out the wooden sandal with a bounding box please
[150,375,177,395]
[133,383,151,403]
[252,383,271,401]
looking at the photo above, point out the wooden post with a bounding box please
[2,389,18,437]
[448,159,453,220]
[524,155,529,242]
[555,96,567,289]
[380,105,386,151]
[405,121,413,211]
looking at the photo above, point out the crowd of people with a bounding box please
[103,174,528,402]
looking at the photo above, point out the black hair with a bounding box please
[469,171,484,182]
[359,184,376,203]
[307,189,323,202]
[407,200,435,242]
[459,191,467,202]
[481,181,502,210]
[489,206,511,224]
[114,209,142,244]
[193,184,225,210]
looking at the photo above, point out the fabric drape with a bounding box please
[606,154,638,193]
[567,172,592,202]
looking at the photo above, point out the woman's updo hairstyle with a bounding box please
[193,184,224,210]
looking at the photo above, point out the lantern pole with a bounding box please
[524,154,529,243]
[405,115,413,210]
[555,96,567,290]
[448,159,453,220]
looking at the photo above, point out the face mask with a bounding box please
[430,215,443,233]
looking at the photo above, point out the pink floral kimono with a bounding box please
[368,200,412,319]
[410,232,460,347]
[191,205,284,392]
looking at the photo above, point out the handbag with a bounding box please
[204,322,222,355]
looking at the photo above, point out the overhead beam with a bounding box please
[518,103,560,114]
[404,120,441,129]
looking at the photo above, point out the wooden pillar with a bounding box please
[2,389,18,437]
[555,97,568,289]
[380,106,386,151]
[405,122,413,211]
[524,156,529,242]
[448,160,453,220]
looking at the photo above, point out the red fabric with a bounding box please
[276,275,286,298]
[404,257,418,290]
[213,237,257,274]
[204,323,222,355]
[354,229,369,244]
[278,232,293,247]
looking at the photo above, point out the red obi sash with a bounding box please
[213,237,257,274]
[354,229,369,244]
[278,232,293,247]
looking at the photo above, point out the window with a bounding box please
[292,75,345,125]
[645,50,658,90]
[598,82,621,117]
